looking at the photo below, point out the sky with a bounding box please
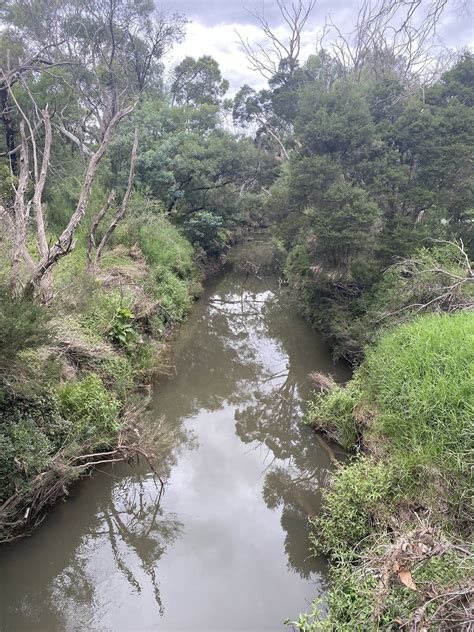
[162,0,474,94]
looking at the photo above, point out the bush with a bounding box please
[0,287,51,375]
[0,391,68,500]
[311,458,396,559]
[184,211,227,256]
[58,374,120,448]
[306,380,361,449]
[0,418,52,500]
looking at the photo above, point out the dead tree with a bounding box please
[237,0,316,80]
[326,0,450,84]
[86,129,139,275]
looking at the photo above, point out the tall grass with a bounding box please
[362,312,474,512]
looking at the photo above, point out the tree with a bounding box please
[237,0,316,80]
[0,0,185,296]
[170,56,229,107]
[86,129,139,275]
[326,0,450,83]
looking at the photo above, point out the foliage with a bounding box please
[184,211,227,256]
[0,390,69,499]
[266,53,474,360]
[170,55,229,107]
[0,416,53,500]
[58,374,120,448]
[0,287,51,375]
[310,458,396,559]
[109,307,139,347]
[306,380,361,449]
[80,289,134,339]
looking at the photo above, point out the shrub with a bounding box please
[0,287,51,375]
[184,211,227,256]
[0,418,52,500]
[58,374,120,448]
[306,380,361,449]
[311,457,396,559]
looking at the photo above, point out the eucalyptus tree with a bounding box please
[0,0,186,295]
[170,55,229,107]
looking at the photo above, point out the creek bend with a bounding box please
[0,256,349,631]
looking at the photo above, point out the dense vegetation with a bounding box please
[257,52,474,361]
[0,0,473,628]
[231,1,474,628]
[0,0,271,539]
[300,313,473,629]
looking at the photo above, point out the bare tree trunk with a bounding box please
[33,109,52,260]
[12,122,34,282]
[25,104,134,294]
[86,189,116,273]
[93,129,139,272]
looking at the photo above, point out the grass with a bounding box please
[300,311,474,630]
[362,312,474,516]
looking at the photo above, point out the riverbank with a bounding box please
[292,311,473,630]
[0,214,205,543]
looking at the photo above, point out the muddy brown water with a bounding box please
[0,259,349,632]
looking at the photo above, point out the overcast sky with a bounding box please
[163,0,473,94]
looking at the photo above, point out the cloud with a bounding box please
[165,19,332,94]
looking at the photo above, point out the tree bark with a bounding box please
[33,109,52,259]
[12,123,34,280]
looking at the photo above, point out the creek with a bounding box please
[0,247,349,631]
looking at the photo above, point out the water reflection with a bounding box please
[0,263,349,632]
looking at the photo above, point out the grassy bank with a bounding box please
[291,312,473,630]
[0,213,202,542]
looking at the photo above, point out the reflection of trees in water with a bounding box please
[233,284,339,580]
[90,413,194,616]
[156,277,279,420]
[262,465,331,581]
[47,415,194,622]
[2,271,342,629]
[97,476,183,616]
